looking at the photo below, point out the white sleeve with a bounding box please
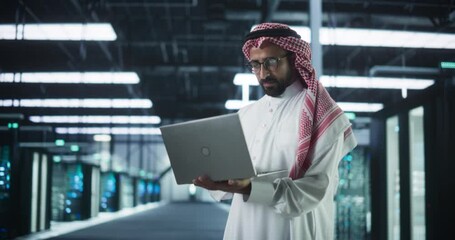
[209,190,233,202]
[244,133,355,218]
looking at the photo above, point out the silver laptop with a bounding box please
[160,113,256,185]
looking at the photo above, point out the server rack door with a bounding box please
[0,144,12,239]
[100,172,119,212]
[81,164,101,220]
[120,174,133,209]
[64,163,84,221]
[91,167,100,218]
[0,125,20,238]
[30,152,40,233]
[409,106,426,239]
[16,149,42,235]
[335,147,371,240]
[133,177,146,206]
[386,116,401,240]
[51,161,66,222]
[39,153,49,231]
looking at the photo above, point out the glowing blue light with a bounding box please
[138,182,146,194]
[53,156,62,163]
[55,139,65,146]
[65,208,71,214]
[70,145,80,152]
[441,62,455,69]
[0,167,4,171]
[0,172,4,176]
[154,185,161,194]
[66,200,72,205]
[147,184,154,193]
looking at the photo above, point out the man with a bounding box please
[193,23,357,240]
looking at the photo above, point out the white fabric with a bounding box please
[210,80,357,240]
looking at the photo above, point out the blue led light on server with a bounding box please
[0,146,12,199]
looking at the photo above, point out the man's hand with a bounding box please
[193,175,251,195]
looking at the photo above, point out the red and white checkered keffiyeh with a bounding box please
[243,23,355,180]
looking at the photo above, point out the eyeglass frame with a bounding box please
[246,53,291,74]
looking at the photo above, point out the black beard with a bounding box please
[260,77,287,97]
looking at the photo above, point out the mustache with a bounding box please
[260,76,277,84]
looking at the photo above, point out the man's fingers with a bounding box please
[228,179,247,187]
[193,176,250,193]
[228,179,239,186]
[193,175,220,190]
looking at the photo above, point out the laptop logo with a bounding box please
[201,147,210,156]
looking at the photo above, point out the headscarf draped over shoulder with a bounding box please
[242,23,356,179]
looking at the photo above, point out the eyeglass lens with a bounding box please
[250,58,279,73]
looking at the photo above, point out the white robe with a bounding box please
[211,80,357,240]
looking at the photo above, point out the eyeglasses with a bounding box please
[247,53,289,74]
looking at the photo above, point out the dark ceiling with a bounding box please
[1,0,455,126]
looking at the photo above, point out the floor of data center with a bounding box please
[16,201,230,240]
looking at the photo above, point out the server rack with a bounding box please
[100,171,120,212]
[370,76,455,240]
[51,160,66,222]
[0,144,11,239]
[0,116,20,239]
[335,147,371,240]
[119,173,134,209]
[50,161,100,222]
[18,126,57,236]
[146,178,161,203]
[0,144,52,237]
[85,164,101,219]
[0,117,54,238]
[17,148,52,234]
[99,171,137,211]
[62,162,84,221]
[133,176,147,206]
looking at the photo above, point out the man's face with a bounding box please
[249,43,294,97]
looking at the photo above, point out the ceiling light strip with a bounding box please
[319,28,455,49]
[94,134,112,142]
[233,73,434,90]
[0,99,152,108]
[0,23,117,41]
[320,76,434,89]
[337,102,384,112]
[29,115,161,124]
[0,72,140,84]
[55,127,162,135]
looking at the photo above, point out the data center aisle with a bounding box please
[48,202,229,240]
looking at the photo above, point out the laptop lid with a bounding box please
[160,113,256,185]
